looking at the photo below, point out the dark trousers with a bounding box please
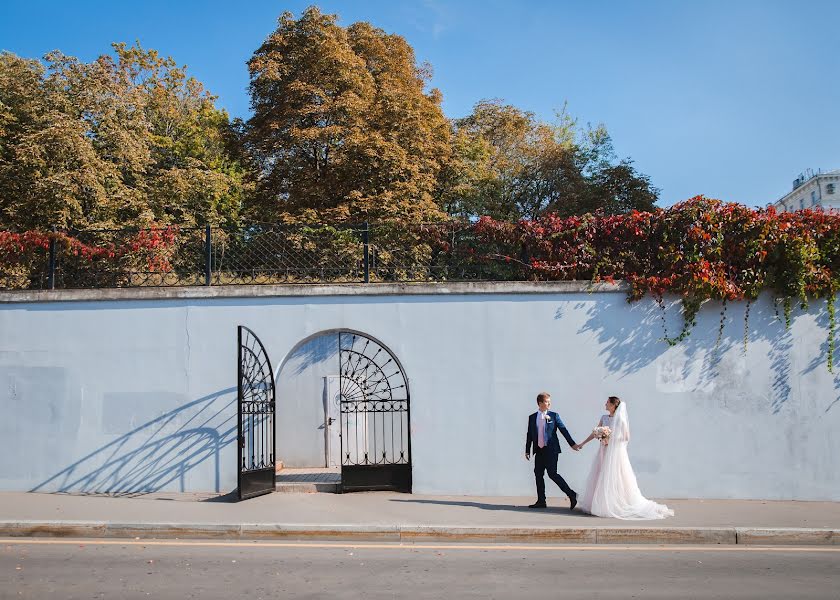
[534,446,575,502]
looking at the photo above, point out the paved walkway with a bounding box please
[0,491,837,544]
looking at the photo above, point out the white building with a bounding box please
[772,168,840,212]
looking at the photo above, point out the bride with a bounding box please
[575,396,674,519]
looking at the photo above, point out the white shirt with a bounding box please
[537,410,549,448]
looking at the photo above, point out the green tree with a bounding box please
[244,6,451,222]
[0,51,132,230]
[543,125,659,217]
[113,43,247,228]
[439,99,658,220]
[0,43,246,231]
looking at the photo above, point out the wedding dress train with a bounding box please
[578,403,674,520]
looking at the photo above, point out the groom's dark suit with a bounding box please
[526,410,577,505]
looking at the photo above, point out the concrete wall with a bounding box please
[1,282,838,500]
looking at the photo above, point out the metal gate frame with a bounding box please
[338,331,412,493]
[237,326,276,501]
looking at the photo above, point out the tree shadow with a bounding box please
[574,296,678,378]
[769,320,793,414]
[31,388,237,495]
[753,297,840,414]
[576,294,805,414]
[800,297,840,375]
[286,333,339,375]
[797,297,840,414]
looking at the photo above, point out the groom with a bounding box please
[525,392,579,509]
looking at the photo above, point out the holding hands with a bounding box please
[575,423,612,451]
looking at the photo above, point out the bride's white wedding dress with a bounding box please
[578,403,674,520]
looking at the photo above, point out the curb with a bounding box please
[0,521,837,545]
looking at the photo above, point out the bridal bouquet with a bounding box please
[593,426,612,445]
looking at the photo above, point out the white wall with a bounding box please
[1,286,838,500]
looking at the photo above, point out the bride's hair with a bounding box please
[607,396,621,408]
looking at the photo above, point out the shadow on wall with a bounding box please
[575,294,839,415]
[30,388,237,495]
[573,298,671,378]
[801,297,840,372]
[797,296,840,413]
[287,333,339,375]
[282,329,383,378]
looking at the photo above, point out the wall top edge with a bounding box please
[0,281,628,303]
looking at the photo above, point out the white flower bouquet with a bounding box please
[593,426,612,445]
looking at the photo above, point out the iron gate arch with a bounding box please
[338,331,411,492]
[237,326,276,500]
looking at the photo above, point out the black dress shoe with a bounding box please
[569,492,578,510]
[529,501,547,508]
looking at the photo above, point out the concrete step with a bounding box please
[275,481,340,493]
[275,467,341,493]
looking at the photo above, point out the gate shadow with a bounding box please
[30,388,237,495]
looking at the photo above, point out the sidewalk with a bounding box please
[1,491,838,545]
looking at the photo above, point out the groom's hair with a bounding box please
[536,392,551,404]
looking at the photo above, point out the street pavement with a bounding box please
[0,492,838,546]
[1,491,839,528]
[2,538,839,599]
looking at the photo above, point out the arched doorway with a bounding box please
[276,329,411,493]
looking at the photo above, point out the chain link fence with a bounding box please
[0,221,526,290]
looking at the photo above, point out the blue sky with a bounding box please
[2,0,838,207]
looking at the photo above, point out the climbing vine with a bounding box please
[474,196,840,370]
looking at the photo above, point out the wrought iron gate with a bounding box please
[237,326,276,500]
[338,332,411,492]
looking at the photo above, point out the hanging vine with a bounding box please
[828,291,836,374]
[715,298,728,351]
[743,300,751,355]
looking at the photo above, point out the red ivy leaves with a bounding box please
[1,226,180,272]
[472,195,840,304]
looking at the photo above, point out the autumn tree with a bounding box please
[244,7,451,222]
[0,43,245,231]
[0,51,130,230]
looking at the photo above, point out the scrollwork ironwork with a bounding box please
[339,332,410,468]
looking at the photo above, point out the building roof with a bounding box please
[773,169,840,206]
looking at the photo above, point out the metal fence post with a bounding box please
[47,226,57,290]
[204,224,212,286]
[362,222,370,283]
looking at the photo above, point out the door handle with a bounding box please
[328,417,335,425]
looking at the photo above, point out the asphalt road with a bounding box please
[2,538,839,599]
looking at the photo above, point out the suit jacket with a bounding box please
[526,410,577,455]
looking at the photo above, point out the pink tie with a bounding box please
[537,413,545,448]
